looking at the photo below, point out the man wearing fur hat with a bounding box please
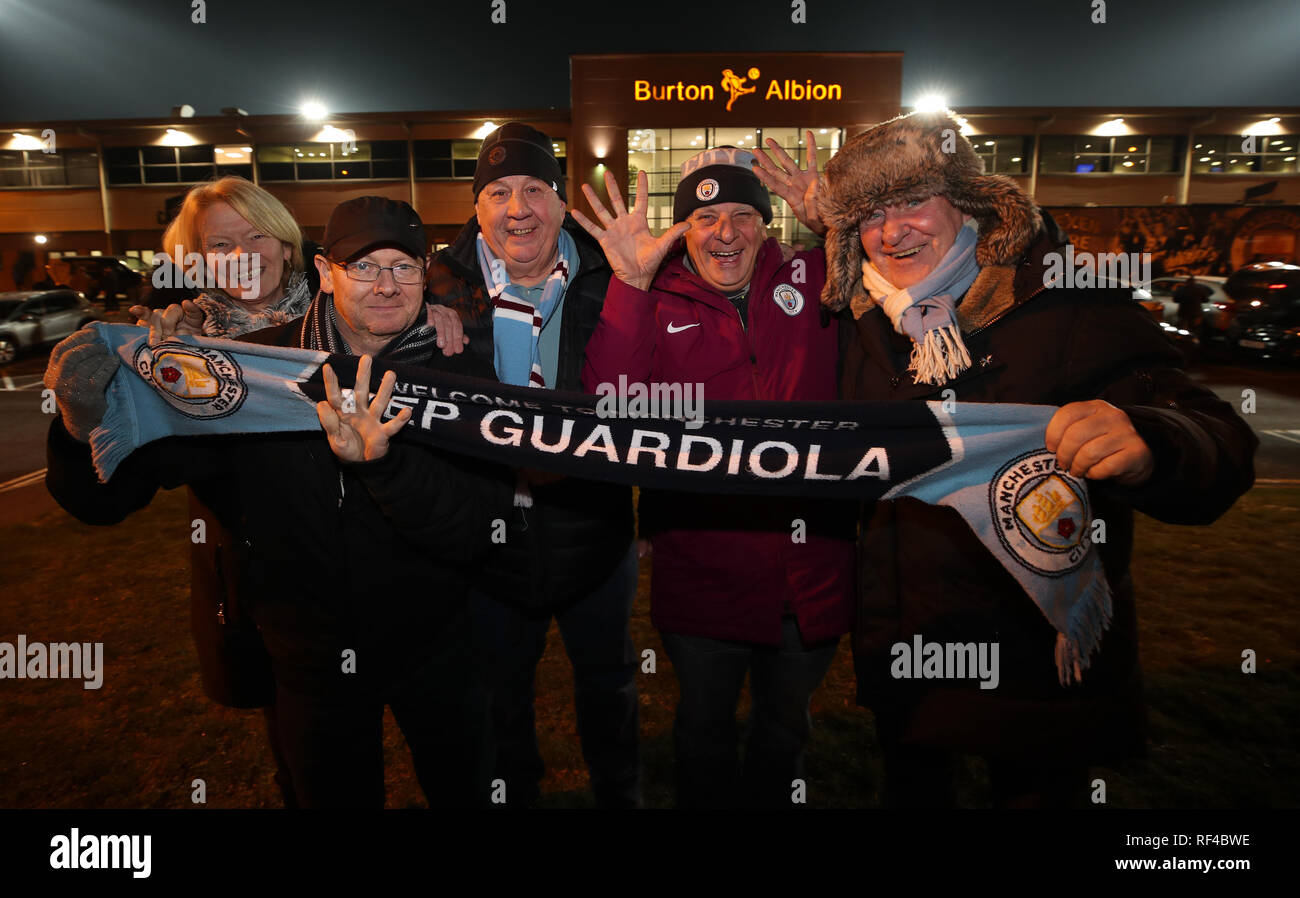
[577,142,855,808]
[819,110,1257,807]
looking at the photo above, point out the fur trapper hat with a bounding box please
[820,110,1041,313]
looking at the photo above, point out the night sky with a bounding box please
[1,0,1297,122]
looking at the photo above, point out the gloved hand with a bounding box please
[43,327,120,442]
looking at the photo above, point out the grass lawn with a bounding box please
[1,485,1296,808]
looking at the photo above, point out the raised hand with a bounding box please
[752,129,826,237]
[130,301,206,345]
[572,169,690,292]
[316,354,413,463]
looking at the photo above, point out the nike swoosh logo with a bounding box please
[666,322,700,334]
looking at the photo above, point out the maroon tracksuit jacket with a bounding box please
[582,238,855,645]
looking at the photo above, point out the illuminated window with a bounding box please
[0,149,100,188]
[413,139,566,180]
[970,136,1030,174]
[104,145,229,185]
[1191,135,1297,174]
[256,141,407,181]
[104,145,256,185]
[1039,136,1182,174]
[412,140,481,179]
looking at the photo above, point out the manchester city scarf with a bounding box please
[85,323,1111,684]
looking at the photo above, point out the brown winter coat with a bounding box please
[837,211,1258,762]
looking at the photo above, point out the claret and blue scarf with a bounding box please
[86,322,1111,684]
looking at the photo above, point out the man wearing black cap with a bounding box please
[426,122,641,808]
[308,196,444,358]
[44,196,512,807]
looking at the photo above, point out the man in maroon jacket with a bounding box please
[576,140,854,808]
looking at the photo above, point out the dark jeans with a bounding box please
[271,610,491,809]
[471,542,640,808]
[660,616,839,809]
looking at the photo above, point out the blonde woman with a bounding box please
[122,176,311,806]
[131,176,311,338]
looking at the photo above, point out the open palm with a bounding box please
[572,169,690,292]
[752,129,826,237]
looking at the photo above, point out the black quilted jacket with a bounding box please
[839,212,1258,763]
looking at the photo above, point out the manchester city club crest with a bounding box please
[696,178,719,201]
[133,341,247,420]
[989,449,1091,577]
[773,283,804,316]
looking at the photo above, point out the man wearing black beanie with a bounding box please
[425,122,641,809]
[576,137,855,808]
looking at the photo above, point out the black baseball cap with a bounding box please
[323,196,426,262]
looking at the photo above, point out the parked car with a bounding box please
[0,290,103,365]
[1222,262,1300,362]
[56,255,149,310]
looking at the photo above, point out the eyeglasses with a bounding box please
[332,259,425,284]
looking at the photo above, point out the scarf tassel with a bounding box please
[907,323,972,386]
[514,478,534,509]
[1054,572,1114,686]
[90,372,142,486]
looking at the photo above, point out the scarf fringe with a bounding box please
[514,478,534,508]
[90,370,141,484]
[907,323,972,386]
[1054,572,1114,686]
